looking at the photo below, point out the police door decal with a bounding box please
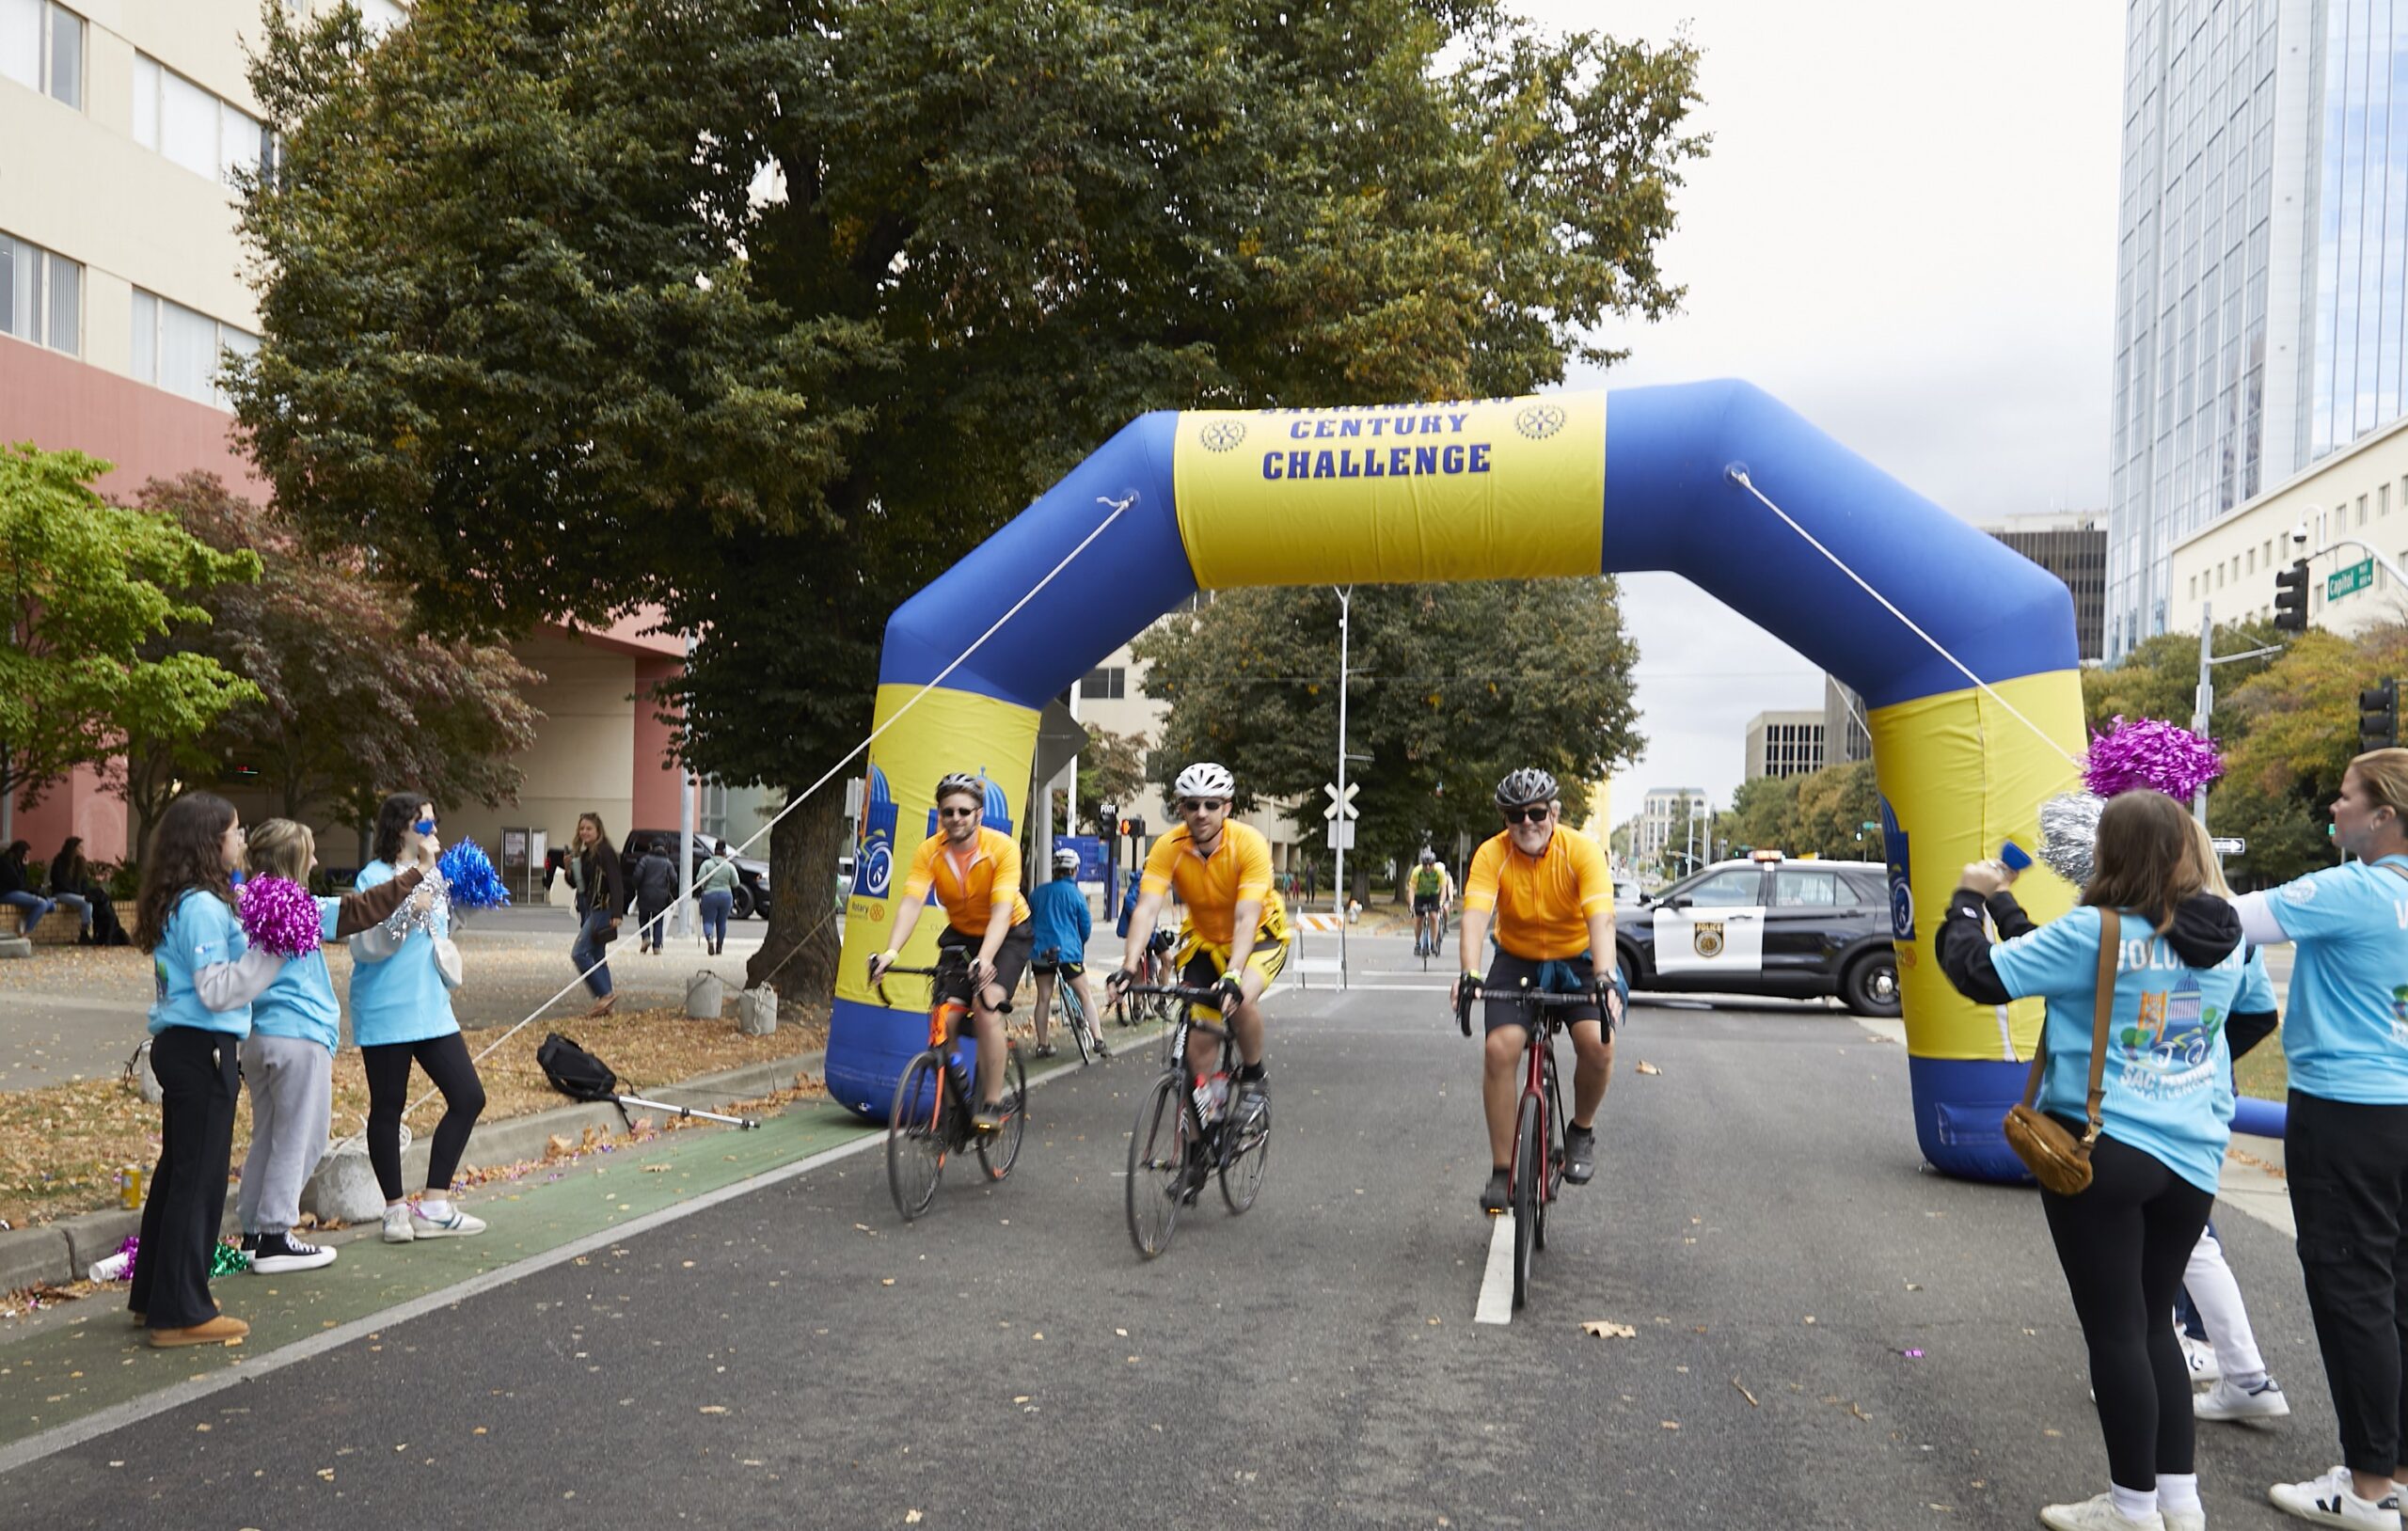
[1654,907,1766,975]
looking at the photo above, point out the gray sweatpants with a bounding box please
[236,1033,334,1237]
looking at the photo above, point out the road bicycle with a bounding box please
[1037,950,1110,1065]
[877,955,1028,1222]
[1117,980,1271,1259]
[1453,979,1592,1310]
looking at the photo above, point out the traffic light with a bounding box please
[2273,559,2311,632]
[1117,815,1145,840]
[2362,677,2400,752]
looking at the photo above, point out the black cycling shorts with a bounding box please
[936,923,1033,1003]
[1032,951,1084,978]
[1413,893,1440,914]
[1481,949,1604,1035]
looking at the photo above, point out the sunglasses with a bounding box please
[1503,805,1553,826]
[1179,798,1228,813]
[937,806,979,819]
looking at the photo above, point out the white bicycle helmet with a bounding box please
[932,771,984,804]
[1052,847,1081,872]
[1494,767,1559,809]
[1173,761,1236,799]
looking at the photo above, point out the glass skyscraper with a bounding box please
[2109,0,2408,656]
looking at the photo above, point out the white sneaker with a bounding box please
[2196,1376,2290,1422]
[409,1204,486,1239]
[2270,1467,2402,1528]
[381,1206,414,1243]
[248,1232,338,1273]
[2181,1333,2222,1385]
[2040,1492,2166,1530]
[2163,1507,2206,1531]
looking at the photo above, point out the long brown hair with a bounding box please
[2083,791,2206,932]
[135,793,238,953]
[577,812,616,867]
[247,819,316,884]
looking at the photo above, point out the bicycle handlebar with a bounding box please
[1113,982,1234,1036]
[872,962,1015,1015]
[1452,980,1604,1037]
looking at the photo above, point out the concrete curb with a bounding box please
[0,1045,824,1293]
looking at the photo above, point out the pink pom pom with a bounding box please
[237,876,324,959]
[2082,716,2225,802]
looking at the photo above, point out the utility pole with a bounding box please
[2191,600,2286,825]
[1334,586,1351,989]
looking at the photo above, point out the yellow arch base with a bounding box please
[1867,669,2086,1063]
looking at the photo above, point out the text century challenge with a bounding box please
[1259,410,1493,481]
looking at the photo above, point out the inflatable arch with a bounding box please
[830,380,2087,1182]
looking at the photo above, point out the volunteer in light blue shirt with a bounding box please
[2233,749,2408,1521]
[350,792,490,1247]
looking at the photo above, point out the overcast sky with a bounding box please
[1510,2,2126,824]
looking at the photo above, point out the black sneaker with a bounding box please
[249,1231,337,1273]
[1563,1125,1597,1185]
[238,1232,260,1254]
[974,1100,1006,1133]
[1480,1169,1512,1214]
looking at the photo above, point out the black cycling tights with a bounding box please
[2039,1133,2215,1490]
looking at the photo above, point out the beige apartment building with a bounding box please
[2167,409,2408,640]
[0,1,706,872]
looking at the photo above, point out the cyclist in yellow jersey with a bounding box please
[1411,848,1450,955]
[868,772,1035,1131]
[1112,762,1288,1108]
[1450,767,1624,1213]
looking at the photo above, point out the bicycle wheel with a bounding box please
[887,1052,948,1222]
[1219,1090,1271,1213]
[1536,1046,1566,1249]
[1055,986,1092,1065]
[1511,1093,1541,1309]
[1126,1071,1190,1258]
[976,1044,1029,1181]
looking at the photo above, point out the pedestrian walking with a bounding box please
[350,791,488,1246]
[695,839,738,956]
[128,793,284,1347]
[1939,789,2262,1531]
[633,836,677,954]
[569,813,626,1017]
[2231,748,2408,1529]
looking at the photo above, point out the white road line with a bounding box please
[1474,1213,1517,1325]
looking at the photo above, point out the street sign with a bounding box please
[1325,819,1356,850]
[2329,558,2375,600]
[1322,781,1360,821]
[2210,837,2246,857]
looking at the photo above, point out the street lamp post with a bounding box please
[1334,585,1351,988]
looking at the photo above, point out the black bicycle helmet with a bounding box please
[1494,767,1559,809]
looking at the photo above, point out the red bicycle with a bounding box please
[1455,980,1591,1309]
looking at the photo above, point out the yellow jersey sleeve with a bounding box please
[1568,831,1615,917]
[900,833,943,901]
[1233,824,1274,905]
[986,829,1030,926]
[1461,835,1506,913]
[1139,831,1182,898]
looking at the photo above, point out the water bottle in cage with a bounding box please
[945,1050,973,1105]
[1194,1070,1230,1124]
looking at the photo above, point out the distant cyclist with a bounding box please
[1112,762,1287,1109]
[1028,847,1101,1060]
[868,773,1034,1131]
[1411,848,1448,954]
[1451,767,1624,1213]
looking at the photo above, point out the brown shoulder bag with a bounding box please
[2001,908,2120,1195]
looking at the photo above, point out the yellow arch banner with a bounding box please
[1172,394,1607,588]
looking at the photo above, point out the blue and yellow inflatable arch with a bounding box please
[830,380,2083,1182]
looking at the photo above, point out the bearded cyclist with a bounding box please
[867,772,1035,1131]
[1412,848,1447,955]
[1112,762,1288,1109]
[1450,767,1624,1213]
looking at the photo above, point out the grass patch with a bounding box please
[2234,1042,2288,1103]
[0,1004,828,1230]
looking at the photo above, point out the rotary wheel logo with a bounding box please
[860,843,892,898]
[1199,420,1246,452]
[1514,403,1565,439]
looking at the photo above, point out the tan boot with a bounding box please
[148,1314,248,1348]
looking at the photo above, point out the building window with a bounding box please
[132,53,267,185]
[1079,666,1126,701]
[2383,483,2391,518]
[0,230,79,355]
[130,288,257,407]
[2360,495,2369,528]
[0,1,82,109]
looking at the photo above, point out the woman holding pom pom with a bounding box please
[234,819,431,1273]
[129,793,288,1347]
[350,792,489,1245]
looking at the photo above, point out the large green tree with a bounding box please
[0,445,259,829]
[1134,580,1643,898]
[2219,622,2408,884]
[234,0,1703,997]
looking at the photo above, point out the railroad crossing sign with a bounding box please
[1323,781,1360,821]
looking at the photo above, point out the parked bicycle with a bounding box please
[878,956,1028,1222]
[1453,979,1589,1309]
[1118,980,1272,1259]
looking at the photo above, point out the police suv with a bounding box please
[1613,851,1900,1018]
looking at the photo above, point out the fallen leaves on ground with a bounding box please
[1579,1319,1638,1340]
[1634,1061,1661,1076]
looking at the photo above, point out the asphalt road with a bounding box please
[0,934,2344,1529]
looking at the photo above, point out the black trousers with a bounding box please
[361,1034,487,1202]
[2039,1131,2215,1491]
[129,1027,241,1330]
[2289,1089,2408,1476]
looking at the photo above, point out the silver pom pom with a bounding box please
[2036,792,2105,888]
[378,862,453,940]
